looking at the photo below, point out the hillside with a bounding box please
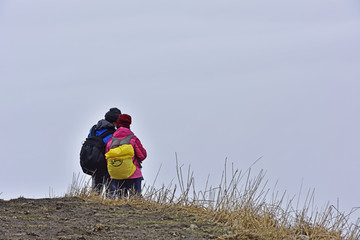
[1,194,359,240]
[2,166,359,240]
[0,196,229,240]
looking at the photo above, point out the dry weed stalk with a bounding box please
[67,159,360,240]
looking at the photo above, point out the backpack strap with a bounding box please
[110,134,135,149]
[90,125,97,136]
[99,129,115,139]
[134,156,142,168]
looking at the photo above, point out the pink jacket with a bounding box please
[105,127,147,179]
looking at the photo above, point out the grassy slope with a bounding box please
[66,164,360,240]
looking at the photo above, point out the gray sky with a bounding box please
[1,0,360,220]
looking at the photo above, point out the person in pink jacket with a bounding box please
[105,114,147,197]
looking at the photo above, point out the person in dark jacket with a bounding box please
[89,107,121,194]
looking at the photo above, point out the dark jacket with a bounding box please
[87,119,116,176]
[89,119,116,144]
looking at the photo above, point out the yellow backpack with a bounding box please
[105,135,136,180]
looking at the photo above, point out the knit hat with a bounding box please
[117,114,132,129]
[105,107,121,123]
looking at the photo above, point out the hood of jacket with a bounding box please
[112,127,134,139]
[95,119,115,131]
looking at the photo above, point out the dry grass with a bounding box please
[66,158,360,240]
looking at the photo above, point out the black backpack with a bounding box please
[80,125,115,176]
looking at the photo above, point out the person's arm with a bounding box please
[133,137,147,161]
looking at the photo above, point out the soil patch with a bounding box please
[0,197,229,240]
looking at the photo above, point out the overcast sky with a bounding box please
[1,0,360,221]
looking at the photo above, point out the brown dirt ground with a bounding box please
[0,197,231,240]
